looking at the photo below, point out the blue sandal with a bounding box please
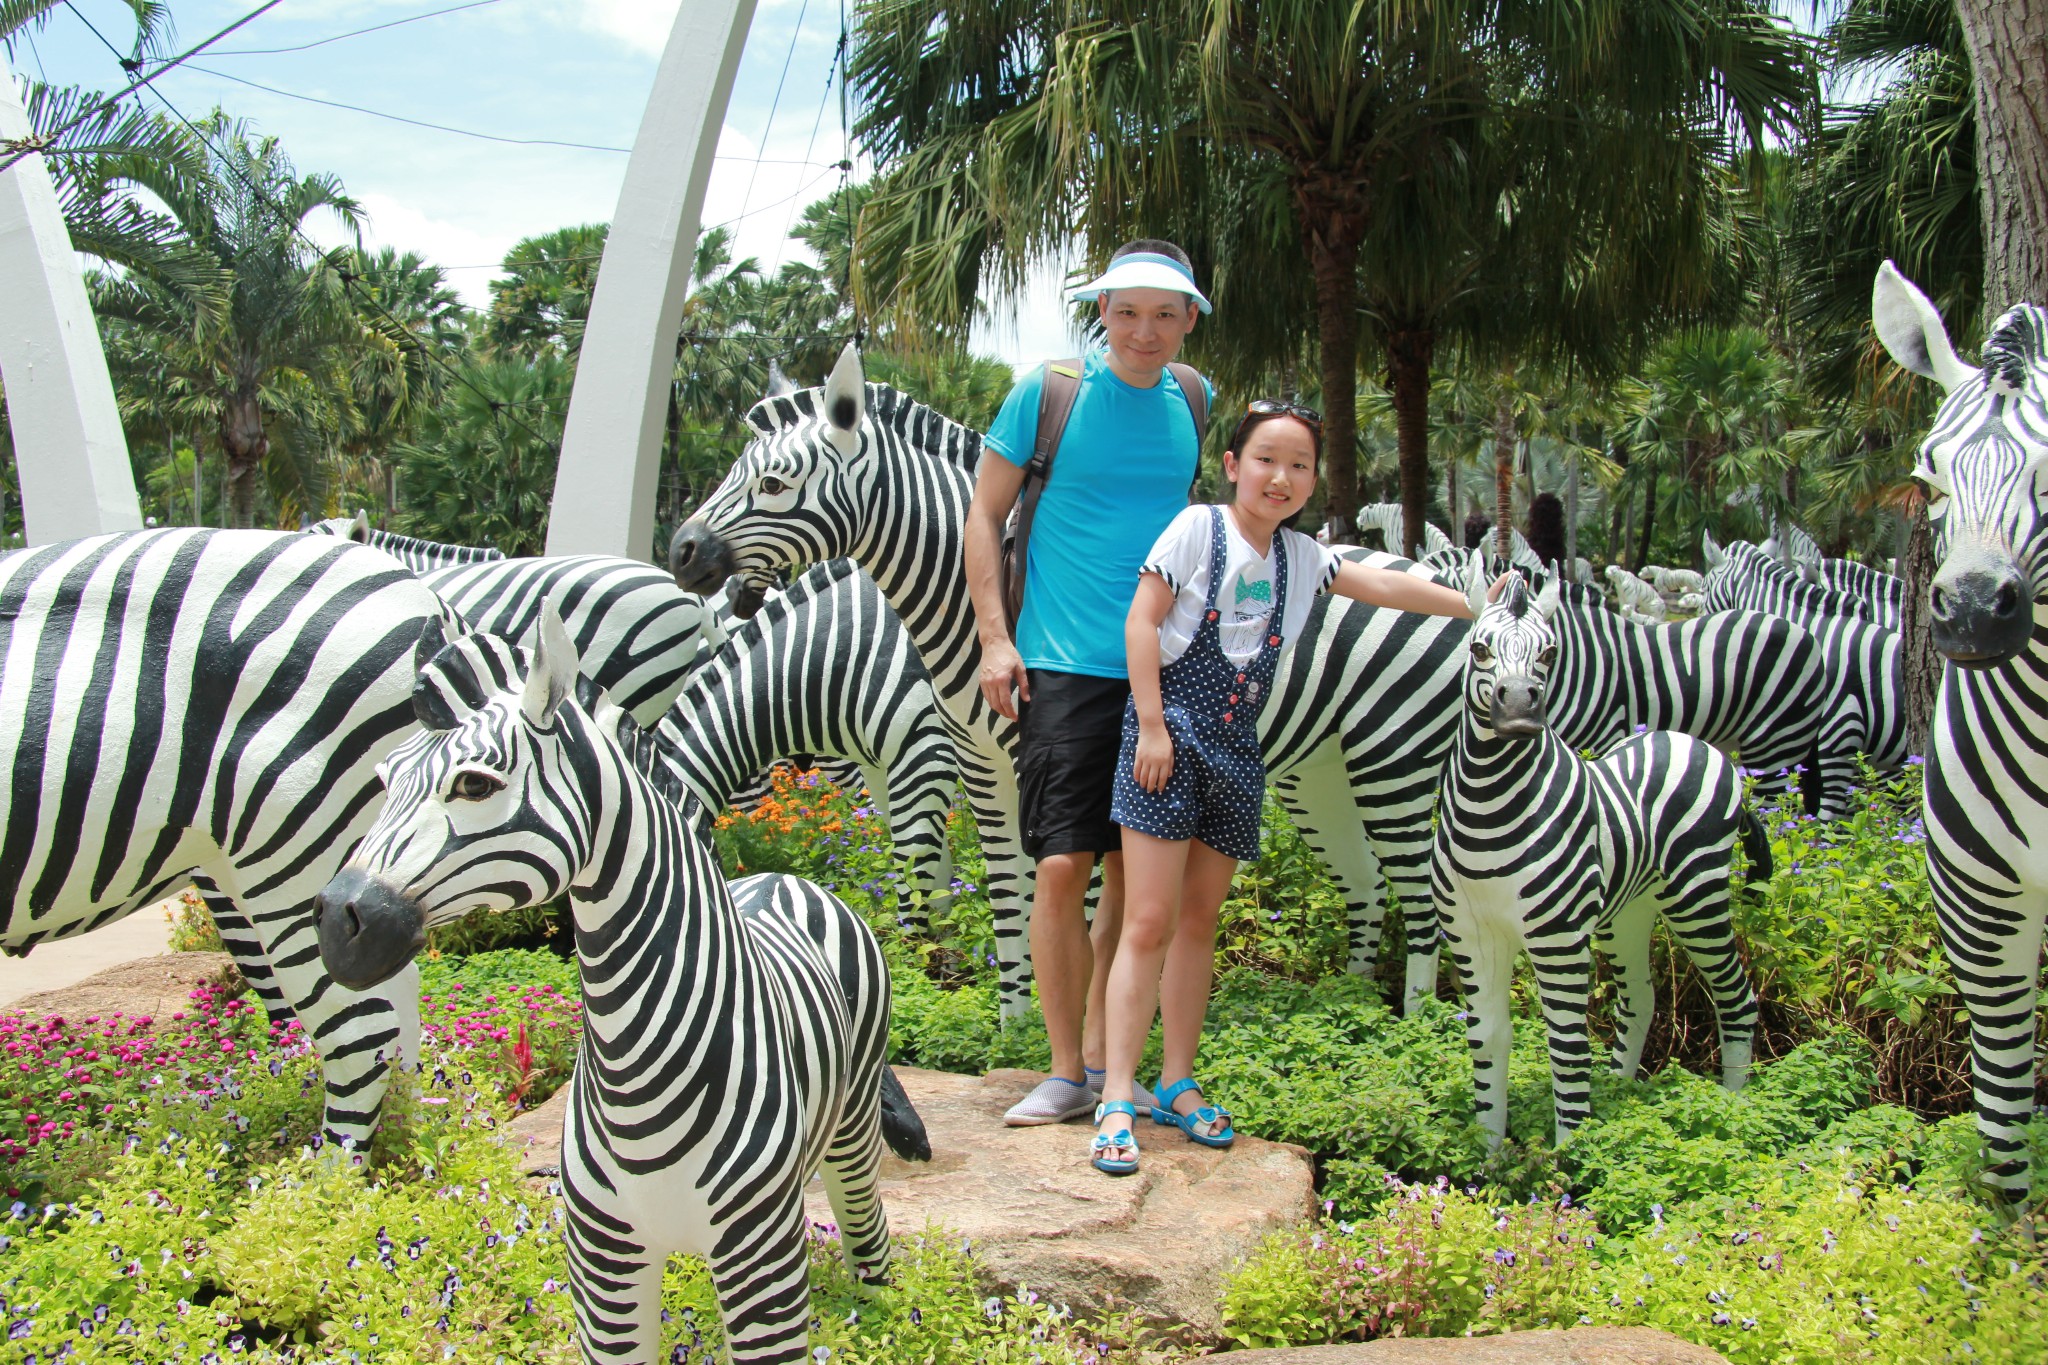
[1091,1101,1140,1176]
[1151,1078,1235,1149]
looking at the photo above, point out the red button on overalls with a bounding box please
[1222,712,1234,722]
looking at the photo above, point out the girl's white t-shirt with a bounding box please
[1141,506,1341,667]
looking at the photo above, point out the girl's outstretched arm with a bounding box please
[1328,559,1506,619]
[1126,573,1178,792]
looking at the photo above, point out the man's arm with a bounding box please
[966,454,1031,719]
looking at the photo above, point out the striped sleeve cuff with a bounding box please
[1140,563,1181,594]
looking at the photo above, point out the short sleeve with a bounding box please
[1285,527,1342,595]
[1139,506,1210,595]
[983,365,1044,468]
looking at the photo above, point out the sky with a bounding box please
[7,0,1081,370]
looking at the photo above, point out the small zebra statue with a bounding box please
[1432,555,1765,1145]
[315,607,924,1363]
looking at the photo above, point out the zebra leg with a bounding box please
[818,1074,893,1286]
[1656,862,1758,1092]
[1597,899,1657,1081]
[1442,899,1518,1147]
[561,1185,665,1364]
[1930,850,2046,1198]
[961,750,1033,1020]
[709,1186,814,1364]
[1272,759,1390,978]
[193,873,420,1150]
[1529,942,1598,1145]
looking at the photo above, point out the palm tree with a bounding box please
[393,354,568,555]
[849,0,1812,546]
[485,223,607,359]
[335,247,470,519]
[91,113,377,527]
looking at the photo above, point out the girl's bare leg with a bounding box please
[1156,839,1238,1133]
[1095,829,1188,1145]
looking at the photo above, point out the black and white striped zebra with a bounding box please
[1539,578,1831,816]
[306,510,506,572]
[1431,560,1764,1144]
[1700,532,1910,803]
[1763,521,1906,629]
[0,529,455,1148]
[1873,261,2048,1197]
[315,607,923,1363]
[669,346,1486,1007]
[420,554,726,728]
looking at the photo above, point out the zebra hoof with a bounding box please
[315,867,426,991]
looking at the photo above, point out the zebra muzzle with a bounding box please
[1490,675,1546,738]
[314,868,428,991]
[668,522,736,594]
[1930,552,2034,669]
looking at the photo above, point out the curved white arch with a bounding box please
[0,55,142,545]
[545,0,759,560]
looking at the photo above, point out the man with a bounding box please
[963,240,1212,1125]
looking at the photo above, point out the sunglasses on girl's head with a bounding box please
[1244,398,1323,426]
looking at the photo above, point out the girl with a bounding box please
[1090,400,1491,1175]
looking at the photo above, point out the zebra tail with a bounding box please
[1738,804,1773,883]
[879,1066,931,1162]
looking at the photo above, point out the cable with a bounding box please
[736,0,812,236]
[0,0,290,173]
[207,0,502,57]
[185,65,630,153]
[772,23,844,267]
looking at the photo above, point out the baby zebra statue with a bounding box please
[314,606,925,1364]
[1432,555,1767,1145]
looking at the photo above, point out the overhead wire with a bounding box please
[207,0,503,57]
[735,0,813,239]
[0,0,290,173]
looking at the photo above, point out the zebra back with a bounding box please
[306,514,505,573]
[423,554,720,727]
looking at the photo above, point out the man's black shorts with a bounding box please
[1015,669,1130,860]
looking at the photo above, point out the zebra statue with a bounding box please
[316,607,925,1363]
[1356,502,1453,559]
[0,529,455,1147]
[1701,532,1909,804]
[1762,520,1906,629]
[1604,564,1669,623]
[1537,577,1829,816]
[1432,559,1764,1144]
[669,346,1481,1006]
[1873,261,2048,1197]
[306,509,506,572]
[1422,528,1546,581]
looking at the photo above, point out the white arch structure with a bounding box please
[0,54,143,545]
[3,6,760,558]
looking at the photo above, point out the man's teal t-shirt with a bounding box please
[986,351,1206,679]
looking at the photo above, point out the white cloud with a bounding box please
[575,0,685,55]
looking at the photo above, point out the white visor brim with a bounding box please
[1068,259,1213,314]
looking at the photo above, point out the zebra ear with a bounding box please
[822,342,864,458]
[414,615,447,674]
[522,601,580,728]
[1873,261,1979,392]
[1463,548,1488,619]
[1702,528,1725,571]
[350,509,371,542]
[764,360,797,399]
[1534,573,1561,620]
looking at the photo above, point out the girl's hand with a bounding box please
[1133,723,1175,793]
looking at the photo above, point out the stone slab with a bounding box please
[509,1066,1317,1343]
[0,901,180,1008]
[3,951,238,1022]
[1221,1328,1730,1364]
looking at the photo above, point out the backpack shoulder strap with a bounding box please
[1165,361,1210,446]
[1031,358,1086,476]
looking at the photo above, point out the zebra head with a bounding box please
[316,605,607,990]
[1462,552,1561,739]
[669,343,875,593]
[1874,261,2047,668]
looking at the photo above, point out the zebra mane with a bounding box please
[742,382,985,477]
[1505,574,1530,619]
[1981,304,2047,394]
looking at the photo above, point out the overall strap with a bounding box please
[1199,506,1231,612]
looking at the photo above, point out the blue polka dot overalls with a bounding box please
[1111,506,1289,861]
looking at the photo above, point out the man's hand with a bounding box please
[980,636,1031,720]
[1132,722,1175,793]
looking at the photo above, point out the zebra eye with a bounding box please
[449,770,505,802]
[1537,645,1556,669]
[758,475,789,497]
[1470,640,1492,665]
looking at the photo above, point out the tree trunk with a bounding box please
[1493,394,1516,571]
[1899,496,1941,754]
[1387,327,1434,559]
[1611,442,1632,568]
[1565,425,1580,572]
[1295,169,1370,543]
[219,393,269,530]
[1957,0,2048,314]
[1635,471,1657,570]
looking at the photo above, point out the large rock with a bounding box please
[508,1065,1317,1343]
[1221,1329,1729,1364]
[3,951,240,1023]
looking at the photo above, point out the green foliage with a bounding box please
[163,889,223,953]
[393,353,569,554]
